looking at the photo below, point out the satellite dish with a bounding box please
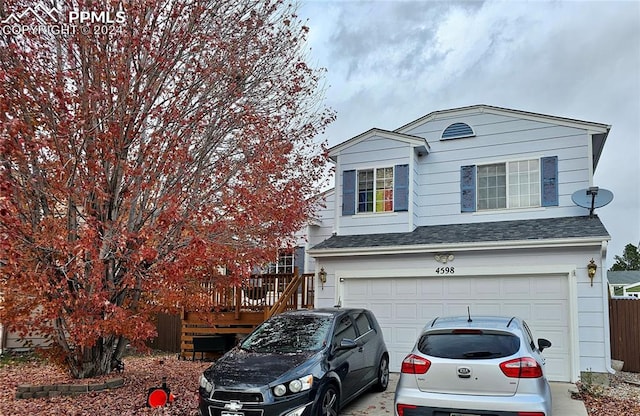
[571,187,614,217]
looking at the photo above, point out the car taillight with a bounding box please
[500,357,543,378]
[400,354,431,374]
[396,403,417,416]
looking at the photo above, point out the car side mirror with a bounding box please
[538,338,552,352]
[336,339,358,351]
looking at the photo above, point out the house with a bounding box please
[303,104,613,383]
[608,270,640,297]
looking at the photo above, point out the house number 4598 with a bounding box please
[435,267,455,274]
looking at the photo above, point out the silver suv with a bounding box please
[394,315,552,416]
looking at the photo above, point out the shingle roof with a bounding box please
[608,271,640,285]
[311,216,610,250]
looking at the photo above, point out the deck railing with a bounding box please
[178,271,316,359]
[196,271,315,317]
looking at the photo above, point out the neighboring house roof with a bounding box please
[394,104,610,171]
[608,270,640,285]
[310,216,609,253]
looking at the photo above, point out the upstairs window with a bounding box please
[358,167,394,213]
[343,164,409,216]
[461,156,557,212]
[477,160,540,210]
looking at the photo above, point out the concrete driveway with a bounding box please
[341,373,588,416]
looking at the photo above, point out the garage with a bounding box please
[340,274,572,382]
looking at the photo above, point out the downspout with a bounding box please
[600,240,615,374]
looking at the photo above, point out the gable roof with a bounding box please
[608,270,640,285]
[395,104,610,171]
[328,128,429,161]
[309,216,610,255]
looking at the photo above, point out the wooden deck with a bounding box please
[180,272,314,359]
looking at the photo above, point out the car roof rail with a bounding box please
[506,316,516,328]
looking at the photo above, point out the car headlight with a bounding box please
[273,384,287,397]
[289,379,303,393]
[273,375,313,397]
[199,374,214,393]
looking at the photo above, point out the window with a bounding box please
[353,312,373,336]
[266,250,294,274]
[461,156,557,212]
[342,164,409,216]
[477,159,540,210]
[333,315,357,346]
[477,163,506,210]
[358,167,394,213]
[417,332,520,359]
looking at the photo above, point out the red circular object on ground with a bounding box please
[147,388,169,407]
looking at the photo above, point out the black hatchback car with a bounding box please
[198,308,389,416]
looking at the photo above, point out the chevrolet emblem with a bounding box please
[224,401,243,411]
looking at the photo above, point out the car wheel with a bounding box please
[373,355,389,392]
[315,383,339,416]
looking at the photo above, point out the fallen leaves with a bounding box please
[0,354,210,415]
[1,354,638,416]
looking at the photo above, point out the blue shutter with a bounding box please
[342,170,356,216]
[294,246,305,275]
[394,164,409,212]
[541,156,558,207]
[460,165,476,212]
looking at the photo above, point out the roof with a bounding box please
[395,104,611,134]
[428,315,523,331]
[607,270,640,285]
[310,216,610,252]
[328,128,429,161]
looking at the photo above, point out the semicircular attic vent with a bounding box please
[441,122,475,140]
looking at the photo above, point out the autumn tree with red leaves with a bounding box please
[0,0,333,378]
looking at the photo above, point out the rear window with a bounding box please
[417,332,520,359]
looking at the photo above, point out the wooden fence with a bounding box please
[147,313,182,353]
[609,297,640,373]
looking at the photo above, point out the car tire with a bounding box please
[314,382,339,416]
[373,355,389,392]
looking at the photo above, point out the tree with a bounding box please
[0,0,334,378]
[609,243,640,271]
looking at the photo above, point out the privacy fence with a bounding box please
[609,297,640,373]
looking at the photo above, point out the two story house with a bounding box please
[304,104,612,383]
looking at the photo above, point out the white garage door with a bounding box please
[341,275,571,382]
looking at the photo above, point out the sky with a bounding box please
[297,0,640,264]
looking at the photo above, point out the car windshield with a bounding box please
[241,314,333,353]
[418,332,520,359]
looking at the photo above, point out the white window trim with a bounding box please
[356,166,394,214]
[476,158,542,211]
